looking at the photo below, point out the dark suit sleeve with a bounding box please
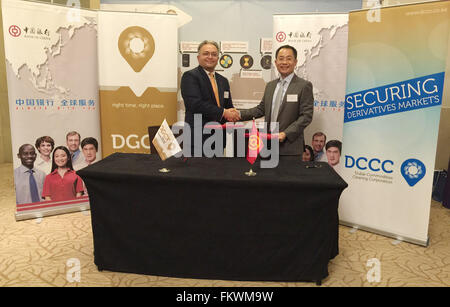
[284,81,314,141]
[181,70,224,122]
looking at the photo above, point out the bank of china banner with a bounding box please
[340,2,449,246]
[98,11,178,157]
[2,0,101,220]
[273,14,348,170]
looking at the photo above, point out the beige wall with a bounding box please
[436,29,450,170]
[0,0,99,163]
[362,0,436,8]
[0,4,10,163]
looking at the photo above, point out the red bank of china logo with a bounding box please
[276,31,286,42]
[9,25,21,37]
[9,25,50,40]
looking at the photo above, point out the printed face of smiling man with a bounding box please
[18,144,37,169]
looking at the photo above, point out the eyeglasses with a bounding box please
[200,52,219,58]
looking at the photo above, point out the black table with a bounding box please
[78,153,347,284]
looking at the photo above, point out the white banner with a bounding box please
[273,13,348,169]
[2,0,101,220]
[97,10,178,157]
[98,10,178,97]
[340,2,450,246]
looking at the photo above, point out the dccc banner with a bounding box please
[339,1,449,246]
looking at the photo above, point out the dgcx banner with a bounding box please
[339,1,449,246]
[97,11,178,157]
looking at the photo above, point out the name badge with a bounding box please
[224,91,229,99]
[287,94,297,102]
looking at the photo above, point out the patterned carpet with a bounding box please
[1,162,449,287]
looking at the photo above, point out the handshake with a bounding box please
[223,108,241,122]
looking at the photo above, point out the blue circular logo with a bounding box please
[401,159,426,187]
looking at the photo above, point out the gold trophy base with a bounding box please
[245,169,257,176]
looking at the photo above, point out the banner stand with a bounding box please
[15,197,90,221]
[339,220,429,247]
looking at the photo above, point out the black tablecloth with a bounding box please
[78,153,347,283]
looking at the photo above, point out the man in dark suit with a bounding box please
[238,45,314,156]
[181,40,239,156]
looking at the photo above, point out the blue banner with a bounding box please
[344,72,444,122]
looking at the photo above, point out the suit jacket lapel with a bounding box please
[266,80,277,122]
[198,66,217,106]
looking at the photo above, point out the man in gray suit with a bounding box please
[237,45,314,156]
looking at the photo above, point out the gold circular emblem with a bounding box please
[118,26,155,72]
